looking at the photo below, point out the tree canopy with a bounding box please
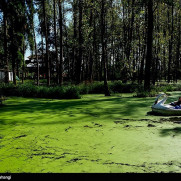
[0,0,181,93]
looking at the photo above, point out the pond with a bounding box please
[0,92,181,173]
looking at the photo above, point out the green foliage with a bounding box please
[0,83,81,99]
[157,84,174,92]
[17,83,38,97]
[64,86,81,99]
[109,81,123,93]
[78,84,90,95]
[0,83,17,96]
[78,81,139,94]
[135,89,158,98]
[88,82,105,94]
[134,84,175,97]
[173,84,181,91]
[0,81,179,99]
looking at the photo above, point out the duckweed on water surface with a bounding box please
[1,92,181,173]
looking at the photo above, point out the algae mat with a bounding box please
[1,93,181,173]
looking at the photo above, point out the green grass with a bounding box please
[1,92,181,173]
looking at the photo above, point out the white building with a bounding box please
[0,69,13,82]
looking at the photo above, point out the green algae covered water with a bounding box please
[1,92,181,173]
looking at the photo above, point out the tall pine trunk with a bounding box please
[42,0,50,86]
[175,7,181,82]
[3,2,9,83]
[72,0,77,82]
[75,0,83,84]
[54,0,59,84]
[33,24,39,86]
[168,3,174,83]
[59,0,63,85]
[101,0,110,96]
[88,0,94,83]
[144,0,153,91]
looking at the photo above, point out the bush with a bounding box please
[17,83,38,97]
[46,87,65,99]
[89,82,105,94]
[171,84,181,91]
[0,81,177,99]
[109,81,123,93]
[0,83,81,99]
[78,84,90,94]
[158,84,173,92]
[64,86,81,99]
[36,86,50,98]
[0,83,16,96]
[77,81,138,94]
[120,83,138,93]
[134,85,158,98]
[135,90,158,98]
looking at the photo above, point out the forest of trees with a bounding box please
[0,0,181,93]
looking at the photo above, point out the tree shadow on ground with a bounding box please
[0,96,155,126]
[160,127,181,137]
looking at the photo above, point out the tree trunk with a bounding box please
[3,3,9,84]
[33,23,39,86]
[88,0,94,82]
[175,8,181,82]
[42,0,50,86]
[10,19,17,86]
[76,0,83,84]
[144,0,153,91]
[54,0,59,85]
[59,0,63,85]
[127,0,135,78]
[22,39,25,84]
[72,0,78,82]
[41,34,44,79]
[101,0,110,96]
[168,3,174,83]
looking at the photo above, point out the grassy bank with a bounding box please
[0,92,181,172]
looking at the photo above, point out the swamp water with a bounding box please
[0,92,181,173]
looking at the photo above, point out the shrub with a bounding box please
[159,84,173,92]
[135,90,158,98]
[170,84,181,91]
[0,81,177,99]
[78,84,90,94]
[134,85,158,98]
[0,83,81,99]
[77,81,138,94]
[89,82,105,94]
[36,86,50,98]
[121,83,138,93]
[0,83,16,96]
[109,81,123,93]
[46,86,65,99]
[17,83,38,97]
[63,86,81,99]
